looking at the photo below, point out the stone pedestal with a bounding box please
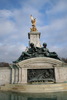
[28,32,41,47]
[15,57,63,84]
[10,57,67,84]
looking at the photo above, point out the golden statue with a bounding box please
[30,15,38,32]
[30,15,36,26]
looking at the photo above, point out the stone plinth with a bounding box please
[28,32,41,47]
[1,57,67,86]
[11,57,64,84]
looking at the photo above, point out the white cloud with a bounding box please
[21,0,49,10]
[0,0,67,62]
[40,16,67,40]
[0,10,13,18]
[0,10,17,36]
[0,20,17,35]
[0,43,26,63]
[49,46,67,58]
[46,0,67,14]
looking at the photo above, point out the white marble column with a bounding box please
[11,68,14,84]
[54,67,60,83]
[15,68,19,83]
[21,68,27,83]
[18,68,22,83]
[14,68,18,83]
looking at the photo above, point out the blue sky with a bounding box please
[0,0,67,63]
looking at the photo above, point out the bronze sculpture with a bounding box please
[13,43,37,63]
[41,43,60,60]
[13,42,60,63]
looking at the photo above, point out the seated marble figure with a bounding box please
[13,43,60,63]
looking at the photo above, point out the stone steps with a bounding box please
[1,83,67,93]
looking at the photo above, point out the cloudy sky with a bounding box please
[0,0,67,63]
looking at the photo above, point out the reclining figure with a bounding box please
[13,43,37,63]
[41,43,60,60]
[13,43,60,63]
